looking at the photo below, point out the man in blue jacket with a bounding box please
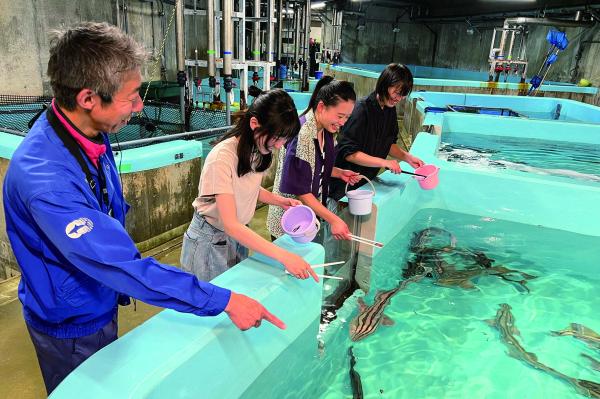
[3,22,285,395]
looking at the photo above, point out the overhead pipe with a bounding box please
[298,4,304,63]
[110,126,232,151]
[304,0,311,61]
[277,0,283,61]
[223,0,233,125]
[266,0,275,88]
[253,0,261,72]
[175,0,186,126]
[503,17,594,29]
[295,1,301,65]
[302,0,310,90]
[267,0,275,63]
[207,0,216,91]
[115,0,121,29]
[413,5,600,24]
[337,9,343,52]
[331,8,336,52]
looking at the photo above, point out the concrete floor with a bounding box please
[0,206,271,398]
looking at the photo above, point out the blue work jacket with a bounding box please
[3,111,230,338]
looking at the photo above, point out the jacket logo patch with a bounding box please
[65,218,94,239]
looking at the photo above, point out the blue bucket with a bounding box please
[314,71,324,79]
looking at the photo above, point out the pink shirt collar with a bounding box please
[51,99,106,168]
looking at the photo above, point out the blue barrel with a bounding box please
[279,64,287,80]
[314,71,323,79]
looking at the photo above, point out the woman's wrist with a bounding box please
[276,195,288,207]
[271,246,289,263]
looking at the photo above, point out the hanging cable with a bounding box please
[141,0,178,105]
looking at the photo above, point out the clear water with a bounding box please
[520,110,584,123]
[438,132,600,183]
[319,209,600,399]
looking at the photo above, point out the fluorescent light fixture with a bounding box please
[311,1,326,9]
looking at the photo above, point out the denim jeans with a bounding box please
[180,212,249,281]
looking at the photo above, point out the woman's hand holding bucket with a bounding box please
[278,197,302,211]
[337,169,362,185]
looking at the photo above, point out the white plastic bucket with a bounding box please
[345,176,376,216]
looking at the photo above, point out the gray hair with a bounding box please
[47,22,147,110]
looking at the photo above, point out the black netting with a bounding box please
[0,95,53,134]
[0,95,230,148]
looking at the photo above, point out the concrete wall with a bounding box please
[3,0,599,96]
[0,158,18,280]
[324,4,600,89]
[0,0,211,96]
[123,157,201,251]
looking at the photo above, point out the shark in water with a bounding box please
[409,227,456,253]
[349,267,432,342]
[404,233,536,293]
[486,304,600,398]
[551,323,600,350]
[582,353,600,372]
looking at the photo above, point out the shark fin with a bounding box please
[529,351,538,362]
[521,272,537,280]
[381,315,395,326]
[581,353,600,371]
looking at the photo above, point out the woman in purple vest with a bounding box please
[267,76,361,241]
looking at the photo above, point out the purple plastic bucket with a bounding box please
[281,205,320,243]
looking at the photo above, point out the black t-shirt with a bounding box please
[330,92,399,200]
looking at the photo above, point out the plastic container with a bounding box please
[279,64,288,80]
[281,205,320,243]
[413,164,440,190]
[345,176,375,216]
[314,71,324,79]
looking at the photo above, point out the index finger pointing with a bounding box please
[308,267,320,283]
[262,308,287,330]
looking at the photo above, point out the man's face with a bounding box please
[90,69,143,133]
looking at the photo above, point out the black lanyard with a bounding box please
[46,108,111,212]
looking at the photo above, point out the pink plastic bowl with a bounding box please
[414,164,440,190]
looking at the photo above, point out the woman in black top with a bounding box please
[329,63,424,201]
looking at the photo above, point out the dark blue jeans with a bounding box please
[26,315,118,395]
